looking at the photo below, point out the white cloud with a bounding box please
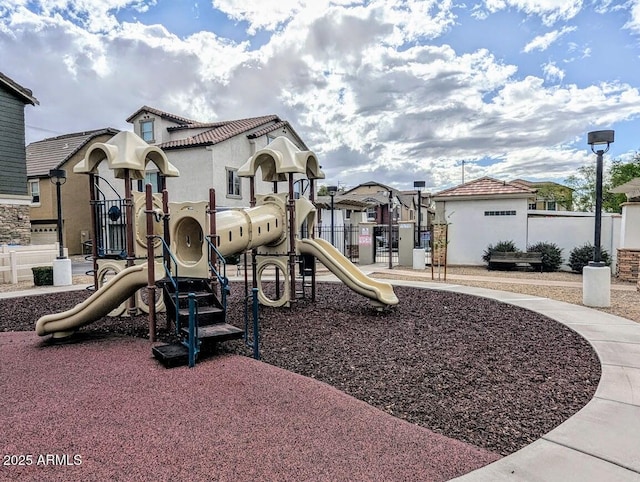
[2,0,640,192]
[482,0,582,26]
[522,26,576,53]
[542,62,565,82]
[624,0,640,34]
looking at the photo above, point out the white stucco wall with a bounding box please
[436,199,622,268]
[528,211,621,268]
[437,197,529,265]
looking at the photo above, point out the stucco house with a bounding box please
[512,179,573,211]
[125,106,310,207]
[27,128,119,254]
[0,72,39,245]
[433,177,537,265]
[340,181,422,224]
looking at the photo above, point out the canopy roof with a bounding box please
[73,131,179,180]
[238,136,324,182]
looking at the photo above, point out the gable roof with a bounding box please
[26,128,119,177]
[128,106,309,151]
[344,181,394,194]
[433,176,536,199]
[511,178,573,191]
[125,105,196,125]
[0,72,39,106]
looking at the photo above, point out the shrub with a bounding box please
[527,242,563,272]
[568,243,611,273]
[32,266,53,286]
[482,240,520,270]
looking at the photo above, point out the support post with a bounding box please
[123,169,136,315]
[89,174,99,291]
[145,183,156,342]
[288,174,297,303]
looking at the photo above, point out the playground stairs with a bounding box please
[152,277,243,368]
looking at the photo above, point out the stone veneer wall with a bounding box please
[0,204,31,245]
[616,248,640,283]
[432,223,448,265]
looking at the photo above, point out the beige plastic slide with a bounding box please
[297,237,399,307]
[36,263,164,338]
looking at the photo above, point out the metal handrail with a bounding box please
[186,293,199,368]
[151,235,181,334]
[205,235,229,311]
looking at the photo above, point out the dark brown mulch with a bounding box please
[1,282,600,456]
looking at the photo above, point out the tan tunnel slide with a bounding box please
[297,237,399,307]
[36,263,164,337]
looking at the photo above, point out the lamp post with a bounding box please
[49,169,67,258]
[49,168,72,288]
[583,129,614,308]
[388,190,393,270]
[414,180,425,248]
[328,185,338,245]
[587,130,614,265]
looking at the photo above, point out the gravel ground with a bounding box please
[1,279,601,457]
[378,266,640,324]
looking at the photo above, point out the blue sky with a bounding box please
[2,0,640,192]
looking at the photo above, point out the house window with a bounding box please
[484,210,516,216]
[137,172,161,192]
[366,207,376,221]
[140,120,154,142]
[546,201,556,211]
[345,210,351,220]
[226,168,241,198]
[528,202,536,210]
[29,180,40,203]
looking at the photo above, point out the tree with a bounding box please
[565,164,604,212]
[564,153,640,213]
[609,153,640,210]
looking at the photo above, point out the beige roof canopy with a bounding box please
[74,131,180,180]
[238,136,324,182]
[611,178,640,199]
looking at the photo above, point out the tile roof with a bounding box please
[0,72,39,105]
[128,106,309,151]
[433,176,536,198]
[158,115,285,150]
[125,105,196,125]
[26,128,119,177]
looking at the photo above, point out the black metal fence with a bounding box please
[93,198,128,258]
[314,224,402,265]
[315,224,359,262]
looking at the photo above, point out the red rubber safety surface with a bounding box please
[1,332,499,481]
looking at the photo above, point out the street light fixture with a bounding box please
[49,169,67,259]
[327,185,338,245]
[587,130,614,265]
[414,180,425,248]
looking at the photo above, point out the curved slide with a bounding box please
[36,263,164,337]
[297,238,398,307]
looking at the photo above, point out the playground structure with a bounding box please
[35,132,398,366]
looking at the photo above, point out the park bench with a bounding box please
[489,251,543,271]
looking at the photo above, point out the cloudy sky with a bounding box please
[2,0,640,192]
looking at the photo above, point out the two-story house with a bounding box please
[27,128,119,254]
[125,106,310,206]
[0,72,39,244]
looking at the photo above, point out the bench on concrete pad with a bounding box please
[489,251,543,271]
